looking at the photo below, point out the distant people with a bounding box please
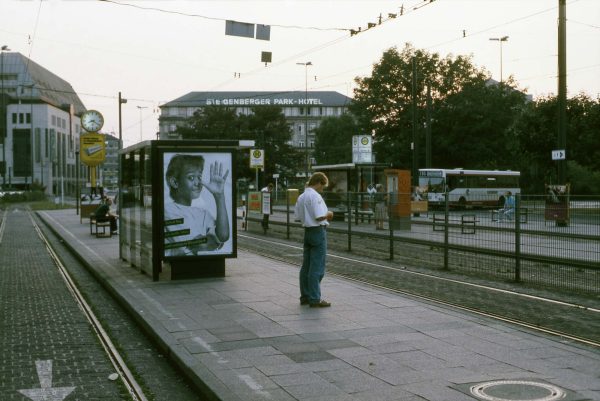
[374,184,386,230]
[294,172,334,308]
[94,197,118,234]
[499,191,515,221]
[164,154,229,256]
[366,183,376,209]
[261,183,274,234]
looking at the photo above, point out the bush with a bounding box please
[567,161,600,195]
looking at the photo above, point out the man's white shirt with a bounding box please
[294,187,329,227]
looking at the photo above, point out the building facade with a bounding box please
[158,91,352,163]
[0,51,87,195]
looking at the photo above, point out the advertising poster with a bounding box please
[163,151,234,257]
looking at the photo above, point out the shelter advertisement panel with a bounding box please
[162,151,234,258]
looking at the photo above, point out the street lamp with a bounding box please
[136,105,147,142]
[296,61,312,180]
[1,45,10,189]
[489,36,509,83]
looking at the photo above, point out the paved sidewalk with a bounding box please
[37,209,599,401]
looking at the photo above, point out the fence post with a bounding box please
[443,191,449,270]
[389,193,394,260]
[286,189,290,239]
[515,194,521,282]
[347,192,352,251]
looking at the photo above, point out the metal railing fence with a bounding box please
[241,191,600,295]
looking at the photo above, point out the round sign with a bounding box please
[361,136,369,145]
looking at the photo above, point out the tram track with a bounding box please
[238,232,600,348]
[28,212,149,401]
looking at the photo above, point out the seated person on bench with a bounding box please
[94,197,118,234]
[498,191,515,221]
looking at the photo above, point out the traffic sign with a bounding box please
[250,149,264,168]
[552,149,566,160]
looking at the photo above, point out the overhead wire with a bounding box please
[98,0,349,32]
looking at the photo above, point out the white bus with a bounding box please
[418,168,520,208]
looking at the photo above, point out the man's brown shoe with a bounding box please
[309,300,331,308]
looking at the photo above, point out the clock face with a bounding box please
[81,110,104,132]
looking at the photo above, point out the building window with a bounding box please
[299,140,305,148]
[12,113,16,124]
[51,115,56,126]
[19,113,24,124]
[26,113,31,124]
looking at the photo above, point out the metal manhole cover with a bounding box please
[469,380,566,401]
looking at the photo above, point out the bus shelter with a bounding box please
[310,162,389,219]
[119,139,253,281]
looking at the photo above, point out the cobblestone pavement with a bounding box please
[0,207,127,400]
[34,210,205,401]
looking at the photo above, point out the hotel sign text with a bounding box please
[206,98,324,106]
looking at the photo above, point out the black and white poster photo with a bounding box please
[163,152,233,257]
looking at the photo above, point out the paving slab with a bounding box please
[36,209,600,401]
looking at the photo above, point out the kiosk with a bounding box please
[384,169,412,230]
[119,139,253,281]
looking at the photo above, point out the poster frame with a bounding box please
[159,147,237,261]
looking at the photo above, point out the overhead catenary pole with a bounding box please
[557,0,567,184]
[296,61,312,180]
[411,57,418,187]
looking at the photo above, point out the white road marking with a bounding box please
[18,360,75,401]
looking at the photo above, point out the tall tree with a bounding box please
[313,114,360,165]
[239,106,302,185]
[350,43,487,168]
[176,105,301,185]
[433,77,528,169]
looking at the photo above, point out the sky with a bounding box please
[1,0,599,148]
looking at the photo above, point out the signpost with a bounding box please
[552,149,566,161]
[249,149,264,189]
[79,132,106,191]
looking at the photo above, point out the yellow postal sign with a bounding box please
[80,133,106,167]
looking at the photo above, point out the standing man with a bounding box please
[261,183,274,234]
[294,172,334,308]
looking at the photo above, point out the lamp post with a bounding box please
[1,45,10,189]
[296,61,312,180]
[118,92,127,258]
[136,105,147,142]
[489,36,509,83]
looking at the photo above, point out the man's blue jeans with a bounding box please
[300,226,327,303]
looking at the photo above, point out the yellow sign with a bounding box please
[250,149,264,168]
[80,133,106,167]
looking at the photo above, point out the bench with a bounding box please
[353,210,374,224]
[80,203,98,223]
[433,213,477,234]
[491,207,528,223]
[95,220,112,238]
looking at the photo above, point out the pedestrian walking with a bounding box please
[294,172,334,308]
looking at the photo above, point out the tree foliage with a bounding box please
[313,114,360,165]
[176,105,301,185]
[350,43,488,168]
